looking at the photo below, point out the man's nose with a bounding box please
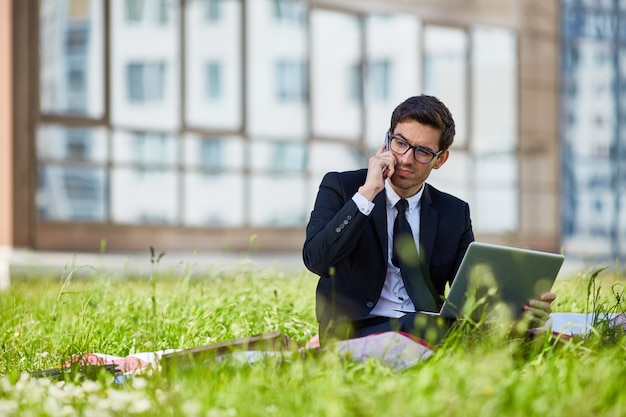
[399,149,414,164]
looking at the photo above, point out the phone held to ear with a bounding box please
[383,132,390,179]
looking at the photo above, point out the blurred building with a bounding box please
[1,0,619,261]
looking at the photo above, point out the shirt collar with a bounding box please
[384,180,424,213]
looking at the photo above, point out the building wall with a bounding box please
[0,0,12,247]
[5,0,562,253]
[517,0,561,252]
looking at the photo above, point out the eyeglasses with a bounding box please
[388,135,443,164]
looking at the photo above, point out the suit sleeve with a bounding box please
[303,172,372,278]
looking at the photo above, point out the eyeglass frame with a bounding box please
[385,132,444,164]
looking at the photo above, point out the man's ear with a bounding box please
[433,150,449,169]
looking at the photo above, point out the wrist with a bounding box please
[358,185,380,202]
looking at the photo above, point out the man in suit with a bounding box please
[303,95,555,345]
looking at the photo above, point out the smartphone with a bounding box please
[383,132,390,178]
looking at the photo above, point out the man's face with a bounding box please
[388,120,449,198]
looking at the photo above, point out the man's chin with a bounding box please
[389,176,423,193]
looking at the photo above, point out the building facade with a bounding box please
[1,0,562,254]
[560,0,626,261]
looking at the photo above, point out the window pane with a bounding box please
[474,187,517,233]
[473,155,517,232]
[564,41,615,158]
[247,0,308,138]
[112,131,177,166]
[309,142,363,176]
[423,25,468,148]
[38,165,107,222]
[427,150,472,204]
[250,175,307,226]
[561,37,616,251]
[39,0,104,117]
[185,0,242,130]
[472,26,517,154]
[184,134,244,170]
[250,141,306,172]
[312,10,362,139]
[185,173,244,226]
[37,124,107,162]
[275,60,307,102]
[111,167,177,224]
[111,0,180,129]
[364,14,420,148]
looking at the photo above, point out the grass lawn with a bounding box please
[0,257,625,416]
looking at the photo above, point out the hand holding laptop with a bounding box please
[523,292,557,328]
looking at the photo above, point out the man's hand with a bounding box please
[358,143,396,201]
[523,292,556,328]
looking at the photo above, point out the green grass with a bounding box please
[0,258,625,417]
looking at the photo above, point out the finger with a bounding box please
[528,299,553,314]
[524,304,551,322]
[376,143,387,156]
[540,292,556,303]
[521,308,550,329]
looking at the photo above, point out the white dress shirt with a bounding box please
[352,180,424,318]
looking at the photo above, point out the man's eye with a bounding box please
[415,147,432,156]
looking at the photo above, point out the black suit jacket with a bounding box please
[303,169,474,332]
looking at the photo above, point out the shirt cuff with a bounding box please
[352,192,375,216]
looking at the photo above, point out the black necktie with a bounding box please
[392,199,440,312]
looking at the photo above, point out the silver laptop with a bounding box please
[426,242,565,321]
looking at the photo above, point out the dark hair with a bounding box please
[389,95,456,152]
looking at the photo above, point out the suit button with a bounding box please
[347,215,352,220]
[343,220,348,225]
[366,301,374,308]
[335,227,341,233]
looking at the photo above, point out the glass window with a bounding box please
[364,14,420,149]
[273,0,306,24]
[112,131,177,166]
[309,142,363,176]
[37,165,107,222]
[247,0,308,138]
[125,0,169,25]
[312,10,362,139]
[276,60,307,102]
[250,141,306,172]
[473,154,518,232]
[205,0,222,21]
[125,0,144,22]
[470,26,518,233]
[37,125,108,162]
[582,0,612,9]
[111,0,179,129]
[423,25,468,148]
[427,150,472,205]
[368,60,391,101]
[185,0,242,130]
[206,61,222,100]
[472,26,517,154]
[183,134,245,170]
[348,63,363,102]
[39,0,104,117]
[126,61,166,103]
[111,167,178,224]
